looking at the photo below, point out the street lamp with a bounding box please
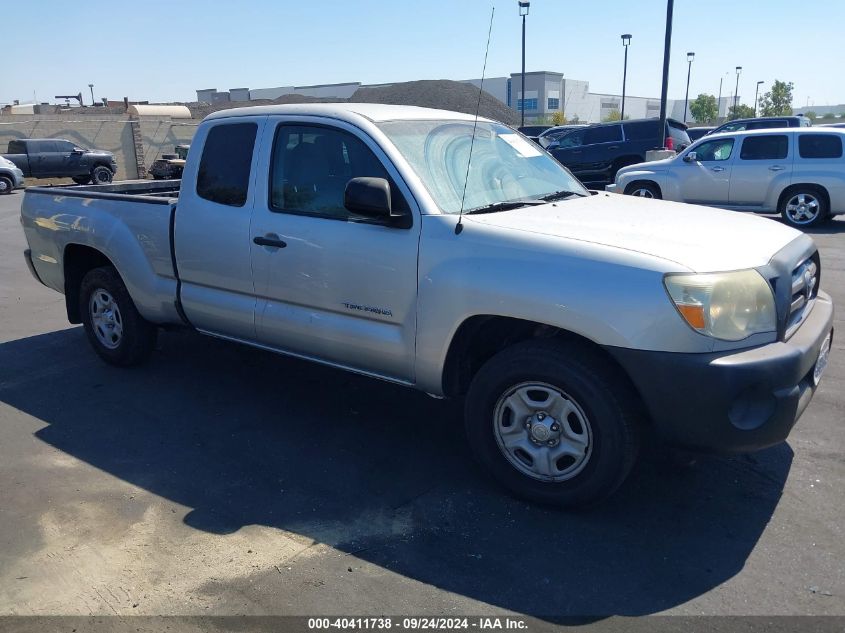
[733,66,742,113]
[754,80,764,116]
[683,51,694,122]
[519,1,530,128]
[620,34,632,120]
[88,84,94,106]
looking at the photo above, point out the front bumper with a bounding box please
[605,291,834,453]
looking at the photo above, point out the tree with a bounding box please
[603,109,629,122]
[804,110,817,120]
[689,93,718,123]
[820,112,837,121]
[728,104,756,120]
[758,80,794,116]
[551,111,567,125]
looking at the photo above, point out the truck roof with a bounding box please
[204,103,493,124]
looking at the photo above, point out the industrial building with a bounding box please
[196,71,737,124]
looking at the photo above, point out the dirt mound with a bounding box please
[350,80,518,125]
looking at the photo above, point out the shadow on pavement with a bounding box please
[0,328,793,618]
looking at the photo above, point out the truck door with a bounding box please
[55,140,86,176]
[173,116,267,340]
[32,140,62,177]
[249,118,421,383]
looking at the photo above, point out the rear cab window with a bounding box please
[8,140,26,154]
[196,122,258,207]
[739,135,789,160]
[798,134,843,159]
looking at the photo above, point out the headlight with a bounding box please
[664,270,776,341]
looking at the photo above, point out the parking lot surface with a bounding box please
[0,190,843,619]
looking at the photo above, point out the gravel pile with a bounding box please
[350,80,518,125]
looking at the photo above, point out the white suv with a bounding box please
[607,128,845,227]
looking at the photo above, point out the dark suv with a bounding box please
[547,118,690,188]
[708,115,810,136]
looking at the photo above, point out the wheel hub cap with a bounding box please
[494,382,593,482]
[89,288,123,349]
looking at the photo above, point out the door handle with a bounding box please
[711,166,726,172]
[608,145,620,150]
[253,235,287,248]
[769,165,785,171]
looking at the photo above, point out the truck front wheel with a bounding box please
[91,166,114,184]
[464,339,640,507]
[79,266,157,366]
[0,175,13,194]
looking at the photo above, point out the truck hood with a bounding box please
[465,193,801,272]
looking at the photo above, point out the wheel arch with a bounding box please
[441,315,647,417]
[776,182,830,211]
[623,179,662,197]
[63,244,116,323]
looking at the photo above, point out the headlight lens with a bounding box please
[664,270,776,341]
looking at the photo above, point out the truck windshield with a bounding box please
[376,120,587,214]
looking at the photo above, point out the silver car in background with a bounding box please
[607,128,845,227]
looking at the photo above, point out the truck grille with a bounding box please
[785,254,819,337]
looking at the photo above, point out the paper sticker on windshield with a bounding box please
[499,133,543,157]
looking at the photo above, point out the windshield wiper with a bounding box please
[463,199,546,215]
[538,189,587,202]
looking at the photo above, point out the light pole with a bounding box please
[733,66,742,114]
[88,84,94,106]
[620,34,631,120]
[519,1,530,128]
[658,0,674,149]
[754,80,764,116]
[683,51,694,122]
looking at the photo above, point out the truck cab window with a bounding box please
[269,124,408,221]
[196,123,257,207]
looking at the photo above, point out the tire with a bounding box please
[779,186,828,228]
[464,339,641,507]
[79,266,157,366]
[91,165,114,185]
[72,175,91,185]
[624,181,661,199]
[0,175,13,195]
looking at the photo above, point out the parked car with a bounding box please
[708,115,811,136]
[0,155,25,194]
[607,128,845,227]
[20,104,833,507]
[547,118,691,188]
[687,126,715,141]
[149,144,190,179]
[817,122,845,129]
[2,139,117,184]
[517,124,553,143]
[537,124,588,148]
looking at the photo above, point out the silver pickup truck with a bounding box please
[21,104,834,506]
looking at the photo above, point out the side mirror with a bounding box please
[344,177,393,219]
[683,151,697,163]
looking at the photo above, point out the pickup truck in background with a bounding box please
[3,138,117,184]
[20,104,834,507]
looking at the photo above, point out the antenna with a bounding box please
[456,5,495,235]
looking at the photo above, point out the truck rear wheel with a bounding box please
[0,175,13,194]
[79,266,157,366]
[91,166,114,184]
[464,339,640,507]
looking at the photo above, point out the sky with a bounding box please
[4,0,844,109]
